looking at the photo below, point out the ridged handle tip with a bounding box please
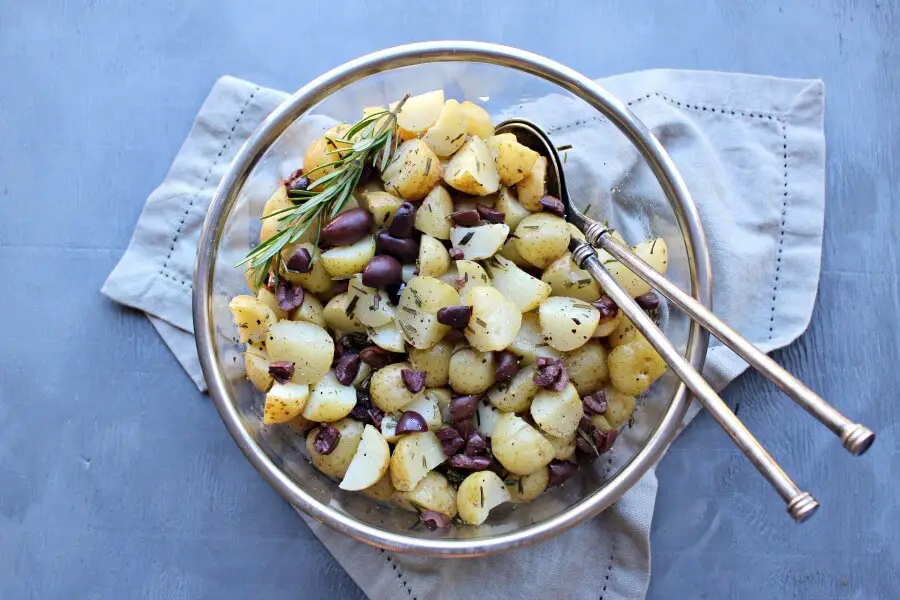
[843,425,876,456]
[787,492,819,523]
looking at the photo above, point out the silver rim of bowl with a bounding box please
[193,41,712,557]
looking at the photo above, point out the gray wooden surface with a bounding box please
[1,1,898,598]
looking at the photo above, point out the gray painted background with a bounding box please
[1,1,897,598]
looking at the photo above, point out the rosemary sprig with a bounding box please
[238,94,410,283]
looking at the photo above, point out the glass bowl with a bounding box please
[193,41,711,556]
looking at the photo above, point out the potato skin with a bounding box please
[564,340,609,395]
[408,340,453,388]
[515,155,547,210]
[370,362,426,413]
[514,213,571,269]
[507,465,550,503]
[590,386,636,431]
[608,339,667,395]
[491,413,555,476]
[448,346,496,395]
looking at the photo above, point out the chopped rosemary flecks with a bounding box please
[479,486,485,507]
[237,94,410,283]
[651,237,658,253]
[459,232,475,246]
[345,295,359,317]
[409,288,423,307]
[556,144,573,152]
[401,306,418,315]
[475,317,487,327]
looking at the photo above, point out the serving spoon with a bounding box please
[497,118,874,522]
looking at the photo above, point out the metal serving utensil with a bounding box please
[497,118,871,522]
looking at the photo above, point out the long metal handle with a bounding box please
[589,228,876,456]
[571,241,819,522]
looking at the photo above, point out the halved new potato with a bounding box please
[443,136,500,196]
[340,425,391,491]
[415,185,453,239]
[486,133,540,186]
[590,386,636,431]
[564,340,609,395]
[256,286,287,320]
[544,431,576,461]
[457,471,511,525]
[303,136,341,183]
[259,186,295,244]
[507,312,562,364]
[307,418,364,479]
[408,340,453,388]
[263,381,310,424]
[267,320,334,384]
[514,213,570,269]
[362,190,403,228]
[507,466,549,503]
[302,370,356,422]
[541,252,602,302]
[448,346,496,395]
[346,275,394,327]
[368,320,406,353]
[321,235,376,279]
[484,255,551,312]
[608,338,667,395]
[530,383,582,437]
[390,89,445,139]
[281,243,332,294]
[244,348,273,392]
[460,101,494,139]
[494,186,531,230]
[404,394,443,431]
[454,260,492,301]
[449,223,509,261]
[606,237,669,298]
[418,235,451,277]
[323,292,367,334]
[396,276,460,349]
[538,296,600,352]
[370,362,425,413]
[421,99,468,157]
[229,295,276,348]
[390,431,446,492]
[515,155,547,210]
[463,286,522,352]
[290,292,326,328]
[381,139,443,201]
[323,122,354,158]
[361,471,395,503]
[608,315,646,348]
[593,311,622,338]
[491,413,555,475]
[498,235,532,268]
[404,471,457,518]
[487,364,540,413]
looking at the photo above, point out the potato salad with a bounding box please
[229,90,669,528]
